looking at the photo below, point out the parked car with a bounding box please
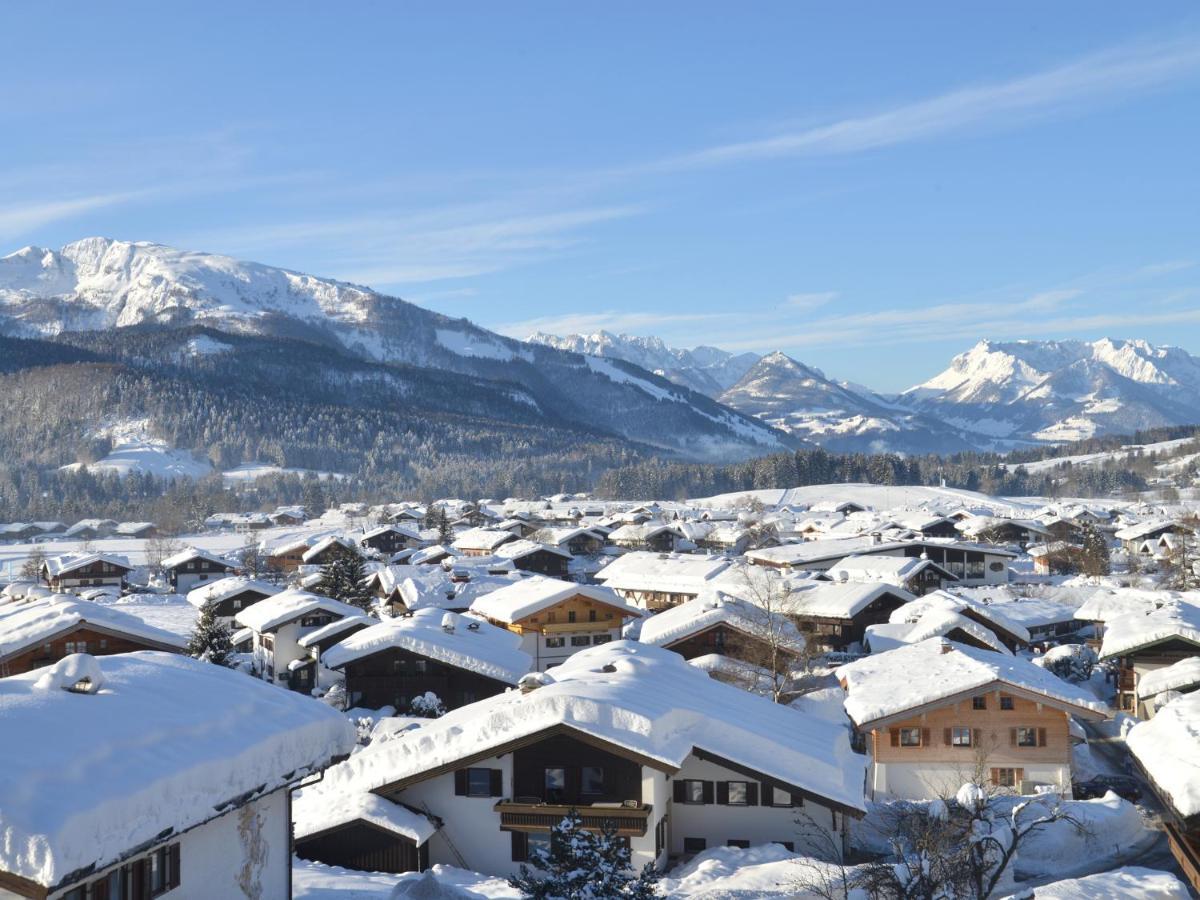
[1072,775,1142,802]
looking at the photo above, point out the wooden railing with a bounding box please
[1164,822,1200,895]
[494,801,652,836]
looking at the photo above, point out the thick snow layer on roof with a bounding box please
[748,537,1017,568]
[302,534,357,562]
[0,596,187,657]
[942,590,1079,629]
[0,651,355,888]
[490,539,571,561]
[1099,599,1200,659]
[450,528,515,552]
[185,575,278,609]
[298,615,375,648]
[469,576,634,624]
[791,581,914,620]
[160,546,234,570]
[825,555,943,584]
[321,609,531,683]
[638,592,804,649]
[1114,519,1184,541]
[866,609,1011,655]
[43,552,132,576]
[1128,691,1200,819]
[594,552,730,593]
[891,591,1030,643]
[319,640,866,814]
[839,638,1108,725]
[293,789,436,844]
[235,588,364,633]
[1033,866,1191,899]
[1137,656,1200,700]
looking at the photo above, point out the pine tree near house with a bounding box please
[508,809,660,899]
[317,545,376,615]
[437,507,454,546]
[186,601,235,667]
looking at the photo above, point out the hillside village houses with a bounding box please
[235,589,366,689]
[1099,598,1200,716]
[184,575,279,631]
[40,553,132,592]
[159,546,236,593]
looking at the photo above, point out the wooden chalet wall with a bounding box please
[512,734,642,805]
[296,822,426,874]
[341,646,510,711]
[1,624,180,677]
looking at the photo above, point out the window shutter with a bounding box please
[701,781,714,805]
[511,831,527,862]
[454,769,467,796]
[990,767,1000,785]
[673,780,686,803]
[746,783,759,806]
[716,782,729,805]
[490,769,503,797]
[1009,728,1017,747]
[168,844,181,888]
[973,728,981,748]
[1037,728,1047,748]
[921,728,930,747]
[761,781,773,805]
[943,728,952,746]
[1016,768,1025,785]
[889,728,900,747]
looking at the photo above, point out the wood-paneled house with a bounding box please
[839,638,1108,800]
[593,552,732,612]
[266,537,313,573]
[451,528,518,557]
[361,525,424,557]
[747,538,1016,586]
[160,547,236,593]
[823,556,957,596]
[1100,601,1200,716]
[235,589,366,688]
[0,652,354,900]
[0,596,186,677]
[790,582,916,652]
[291,642,866,878]
[470,577,640,670]
[40,553,132,592]
[185,576,279,631]
[321,609,532,712]
[490,541,572,578]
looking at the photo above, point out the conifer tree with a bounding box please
[186,601,235,667]
[317,544,375,614]
[508,809,659,899]
[437,507,454,546]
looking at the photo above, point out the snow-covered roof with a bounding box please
[1114,518,1185,541]
[293,789,436,844]
[607,522,676,542]
[234,589,364,633]
[317,640,866,814]
[1099,599,1200,659]
[891,591,1031,644]
[791,582,915,620]
[638,591,805,650]
[362,524,421,542]
[302,534,358,563]
[409,545,451,565]
[0,596,186,660]
[594,552,731,594]
[321,609,531,683]
[469,576,635,624]
[42,552,132,577]
[1034,867,1190,899]
[838,638,1108,726]
[866,609,1011,655]
[1128,691,1200,820]
[184,575,278,609]
[160,546,234,571]
[0,651,355,890]
[825,555,954,584]
[298,614,375,649]
[1136,656,1200,700]
[490,539,571,561]
[747,537,1017,568]
[450,527,516,552]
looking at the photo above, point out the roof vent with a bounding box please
[441,612,458,633]
[518,672,554,693]
[35,653,105,694]
[466,621,480,631]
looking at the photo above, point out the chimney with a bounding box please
[870,531,882,546]
[939,639,954,655]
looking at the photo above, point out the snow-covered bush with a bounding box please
[409,691,446,718]
[1038,643,1097,683]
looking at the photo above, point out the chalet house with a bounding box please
[839,638,1108,800]
[160,547,236,593]
[1136,657,1200,718]
[0,523,43,542]
[539,527,606,557]
[114,521,158,539]
[232,513,273,533]
[269,505,308,526]
[452,528,518,557]
[292,641,865,877]
[790,582,916,652]
[286,614,376,694]
[748,538,1016,586]
[322,609,532,712]
[1115,519,1193,554]
[594,552,732,611]
[958,517,1053,549]
[606,522,680,553]
[1100,600,1200,716]
[184,576,279,631]
[303,535,361,568]
[235,589,367,688]
[361,524,424,557]
[823,555,957,596]
[490,540,572,578]
[894,515,960,539]
[871,592,1030,654]
[1128,691,1200,894]
[0,651,354,900]
[0,596,186,677]
[496,517,542,539]
[63,519,118,541]
[41,553,132,592]
[266,537,313,573]
[470,576,639,670]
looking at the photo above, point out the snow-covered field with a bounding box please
[1016,437,1199,475]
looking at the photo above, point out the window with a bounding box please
[592,633,612,644]
[727,839,750,848]
[1016,727,1038,747]
[545,767,567,802]
[683,837,707,854]
[951,727,972,747]
[570,635,590,647]
[455,767,501,798]
[972,696,987,710]
[771,787,798,808]
[233,599,242,610]
[675,779,711,805]
[989,561,1006,573]
[588,609,597,622]
[655,815,669,857]
[76,641,87,654]
[899,727,922,747]
[568,611,576,623]
[545,636,565,648]
[581,766,605,796]
[65,641,75,654]
[99,639,107,650]
[414,659,428,674]
[726,782,748,805]
[1000,696,1014,711]
[994,767,1018,788]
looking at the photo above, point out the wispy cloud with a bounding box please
[0,191,147,242]
[783,291,838,312]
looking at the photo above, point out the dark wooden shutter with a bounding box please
[1037,728,1047,747]
[889,728,900,747]
[673,780,687,803]
[1009,728,1017,747]
[761,781,773,805]
[921,728,930,747]
[168,844,181,889]
[716,782,729,805]
[972,728,981,748]
[701,781,714,805]
[990,767,1000,785]
[943,728,952,746]
[490,768,503,797]
[746,783,759,806]
[454,769,467,796]
[511,831,527,861]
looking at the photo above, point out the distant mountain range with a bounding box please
[529,331,1200,452]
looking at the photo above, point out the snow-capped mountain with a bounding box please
[717,352,981,453]
[0,239,789,462]
[527,330,759,395]
[900,339,1200,441]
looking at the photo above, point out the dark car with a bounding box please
[1072,775,1142,802]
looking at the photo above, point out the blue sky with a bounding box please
[2,3,1199,390]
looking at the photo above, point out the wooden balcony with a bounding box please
[494,800,652,836]
[1165,822,1200,895]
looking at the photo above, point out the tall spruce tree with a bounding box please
[186,601,235,667]
[317,544,376,614]
[437,507,454,546]
[509,809,659,899]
